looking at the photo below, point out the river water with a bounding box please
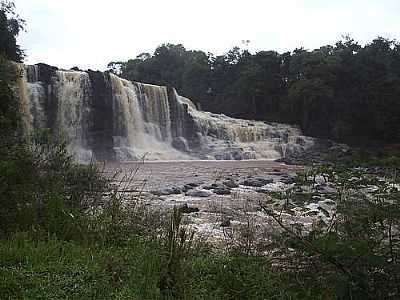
[104,159,302,192]
[101,160,318,247]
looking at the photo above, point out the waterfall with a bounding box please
[17,64,314,162]
[27,79,46,129]
[54,70,93,161]
[109,74,147,154]
[108,74,191,160]
[135,83,172,142]
[21,65,47,131]
[15,64,32,134]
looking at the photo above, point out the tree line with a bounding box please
[109,38,400,146]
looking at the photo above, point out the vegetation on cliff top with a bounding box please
[109,38,400,146]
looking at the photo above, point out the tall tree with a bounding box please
[0,1,24,62]
[109,37,400,145]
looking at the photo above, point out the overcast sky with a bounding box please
[14,0,400,71]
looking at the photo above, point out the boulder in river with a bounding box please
[179,203,200,214]
[186,188,213,197]
[151,187,182,196]
[223,180,239,188]
[220,219,231,227]
[213,188,231,195]
[241,177,273,187]
[280,176,296,184]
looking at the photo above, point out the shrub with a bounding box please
[0,130,107,240]
[262,164,400,299]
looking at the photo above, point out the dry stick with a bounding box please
[389,218,395,263]
[326,212,338,234]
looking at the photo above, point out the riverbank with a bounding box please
[2,158,399,299]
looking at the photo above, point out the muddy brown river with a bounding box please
[100,160,325,248]
[105,159,302,191]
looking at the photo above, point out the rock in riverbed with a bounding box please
[241,177,273,187]
[220,219,231,227]
[223,180,239,188]
[179,203,200,214]
[213,187,231,195]
[186,188,213,197]
[151,187,182,196]
[280,176,296,184]
[182,182,201,192]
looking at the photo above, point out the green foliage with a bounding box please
[108,43,212,110]
[0,1,24,61]
[159,207,195,298]
[0,55,20,136]
[0,131,107,240]
[0,235,113,299]
[187,255,278,300]
[0,234,164,299]
[262,164,400,299]
[110,37,400,145]
[0,233,288,300]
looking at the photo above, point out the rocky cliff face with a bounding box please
[17,64,314,161]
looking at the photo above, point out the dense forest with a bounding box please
[109,39,400,146]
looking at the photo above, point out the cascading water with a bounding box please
[16,64,33,133]
[17,64,314,162]
[108,74,189,160]
[109,74,147,158]
[187,107,313,160]
[54,70,93,161]
[135,82,172,141]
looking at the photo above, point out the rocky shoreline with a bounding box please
[106,160,337,247]
[106,143,399,249]
[276,139,352,165]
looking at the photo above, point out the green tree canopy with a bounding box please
[0,1,24,62]
[110,37,400,146]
